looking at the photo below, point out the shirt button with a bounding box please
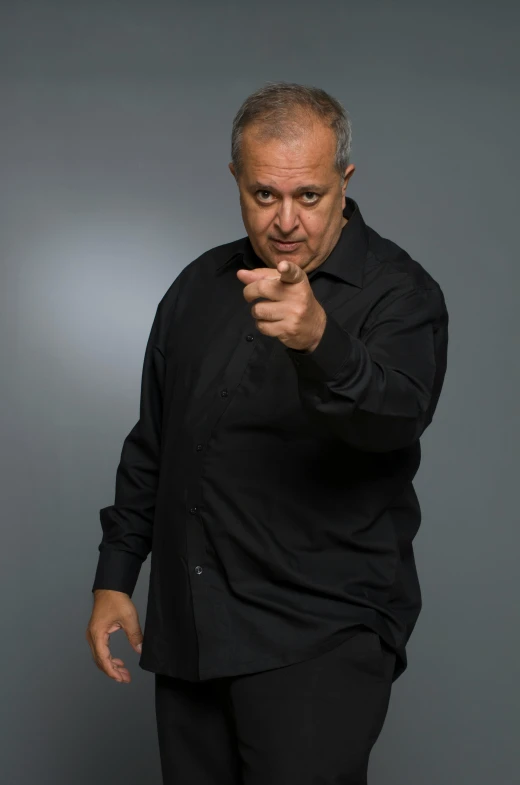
[189,506,198,514]
[196,444,203,451]
[194,565,203,575]
[246,334,254,342]
[220,389,228,397]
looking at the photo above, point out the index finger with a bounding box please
[237,267,281,280]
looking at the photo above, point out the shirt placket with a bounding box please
[183,311,274,678]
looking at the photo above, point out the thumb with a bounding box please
[277,260,305,283]
[124,621,144,654]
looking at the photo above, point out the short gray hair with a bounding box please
[231,81,352,180]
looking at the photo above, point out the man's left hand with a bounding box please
[237,260,326,353]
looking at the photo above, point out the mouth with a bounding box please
[271,239,302,252]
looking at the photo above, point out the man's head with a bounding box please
[229,82,355,274]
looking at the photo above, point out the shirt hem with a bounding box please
[139,625,370,681]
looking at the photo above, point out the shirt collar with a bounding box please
[216,196,368,288]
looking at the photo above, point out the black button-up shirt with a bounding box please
[92,196,449,683]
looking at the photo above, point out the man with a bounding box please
[86,81,449,784]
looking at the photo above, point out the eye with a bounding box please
[255,190,320,204]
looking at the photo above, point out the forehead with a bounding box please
[241,121,336,180]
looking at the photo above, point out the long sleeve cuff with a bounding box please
[92,548,143,598]
[286,312,352,381]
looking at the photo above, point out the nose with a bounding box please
[274,200,299,235]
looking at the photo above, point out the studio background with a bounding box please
[2,1,518,783]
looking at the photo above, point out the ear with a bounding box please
[228,162,237,180]
[343,164,356,193]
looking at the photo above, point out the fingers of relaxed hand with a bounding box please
[110,658,131,679]
[90,631,125,680]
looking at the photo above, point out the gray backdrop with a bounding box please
[2,1,518,783]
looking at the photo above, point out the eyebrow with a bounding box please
[250,181,327,194]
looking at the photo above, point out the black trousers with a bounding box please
[155,626,396,785]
